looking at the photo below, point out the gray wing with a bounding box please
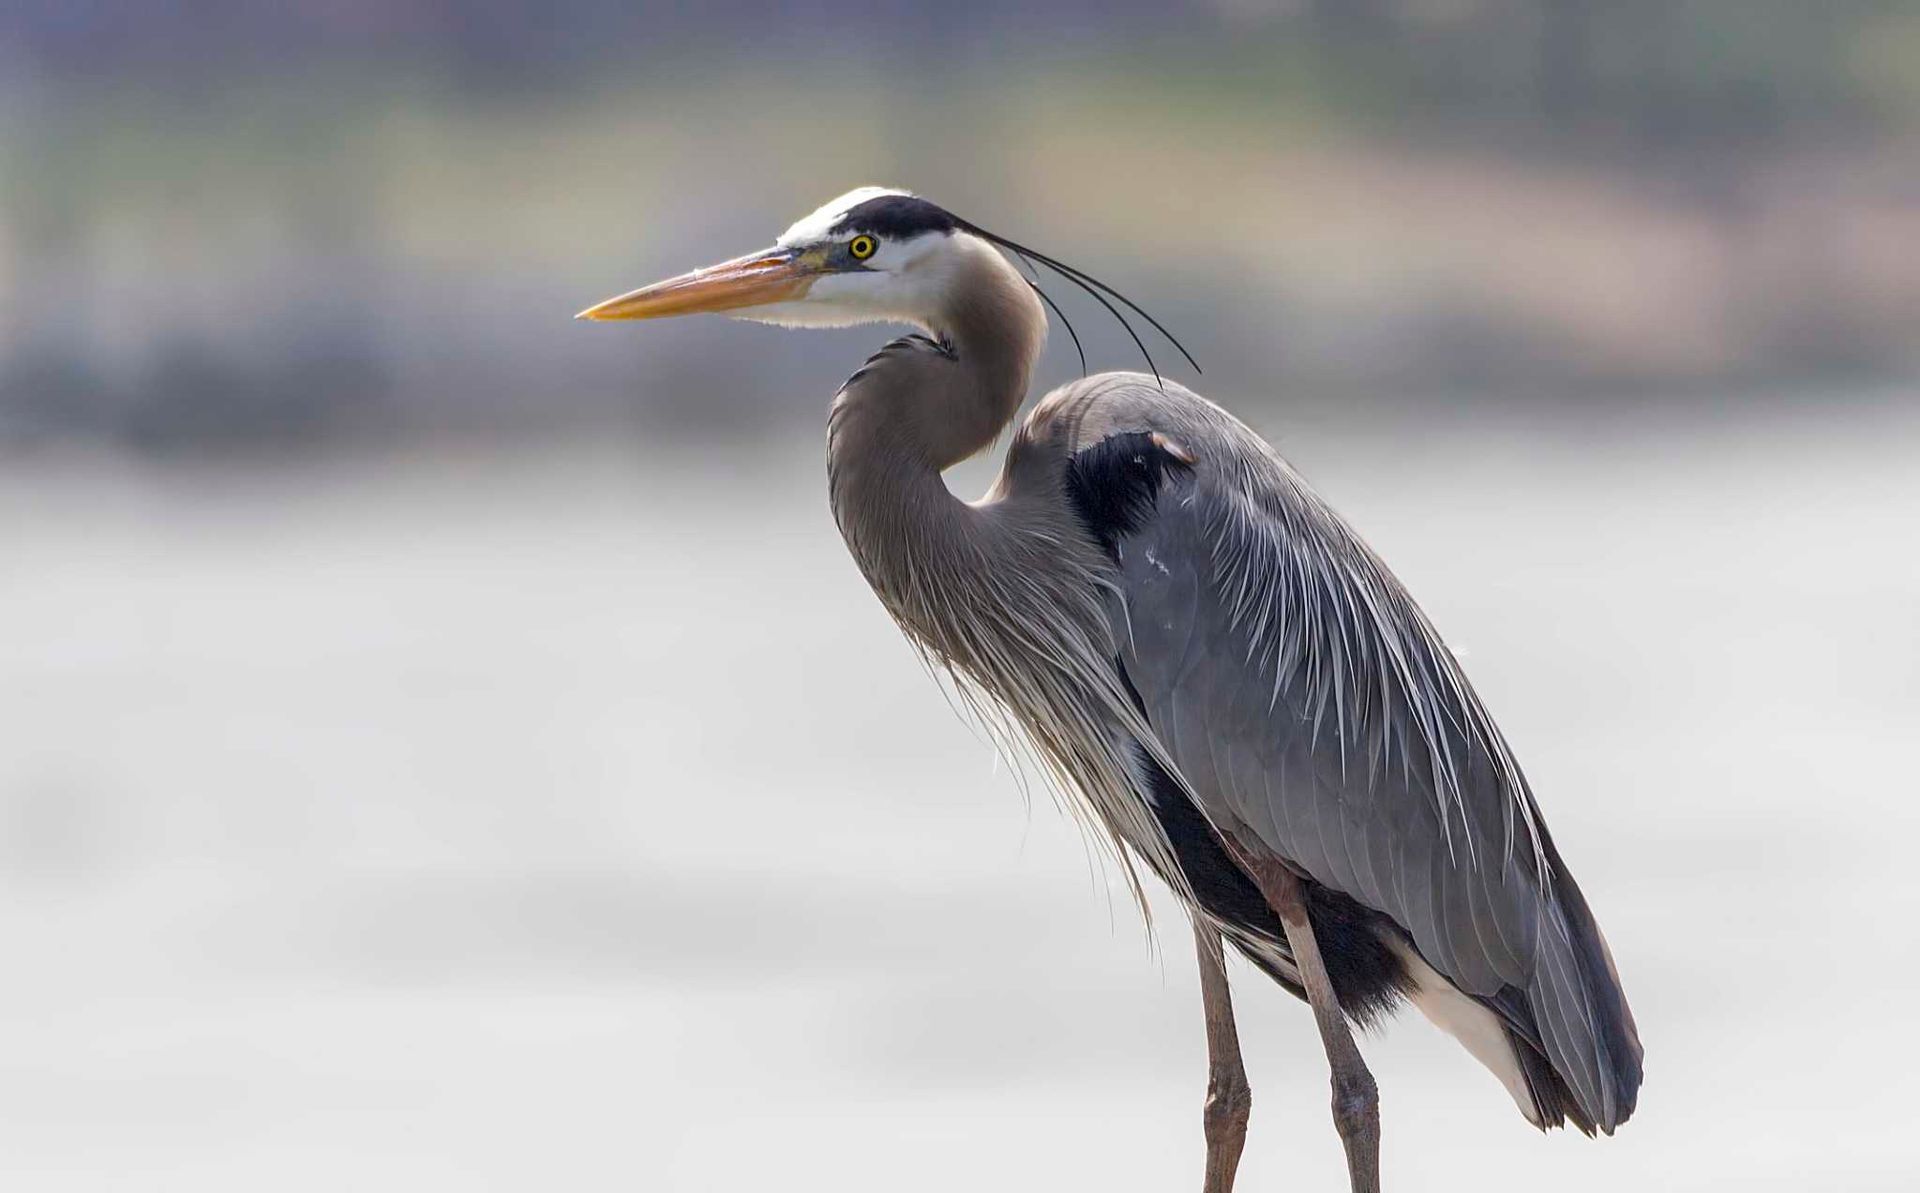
[1060,376,1639,1132]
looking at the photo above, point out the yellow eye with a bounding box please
[848,235,877,260]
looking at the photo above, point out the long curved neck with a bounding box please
[826,236,1045,608]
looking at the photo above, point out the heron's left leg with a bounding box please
[1251,862,1381,1193]
[1193,921,1251,1193]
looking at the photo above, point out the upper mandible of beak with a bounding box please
[576,247,823,321]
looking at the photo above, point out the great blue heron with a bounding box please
[579,187,1642,1192]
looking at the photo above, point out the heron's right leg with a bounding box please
[1251,864,1381,1193]
[1194,921,1251,1193]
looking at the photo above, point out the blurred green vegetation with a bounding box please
[2,2,1916,453]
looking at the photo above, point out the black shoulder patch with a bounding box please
[830,194,957,240]
[1064,431,1191,560]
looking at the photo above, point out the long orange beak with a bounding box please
[575,247,820,321]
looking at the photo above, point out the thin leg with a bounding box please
[1251,862,1381,1193]
[1193,921,1251,1193]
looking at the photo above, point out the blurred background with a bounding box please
[1,2,1916,1188]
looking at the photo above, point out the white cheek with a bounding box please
[867,233,949,275]
[811,272,879,304]
[729,273,900,329]
[865,235,959,307]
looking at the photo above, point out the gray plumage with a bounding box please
[823,237,1640,1133]
[1055,374,1640,1133]
[580,186,1644,1188]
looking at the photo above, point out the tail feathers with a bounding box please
[1428,950,1631,1137]
[1522,847,1644,1134]
[1504,1021,1596,1135]
[1407,852,1642,1135]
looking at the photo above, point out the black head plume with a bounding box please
[1007,250,1088,377]
[951,216,1201,389]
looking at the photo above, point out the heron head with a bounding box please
[578,186,1200,385]
[576,186,978,330]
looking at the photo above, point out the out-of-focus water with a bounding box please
[1,395,1916,1190]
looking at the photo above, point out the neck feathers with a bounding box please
[923,234,1046,465]
[831,234,1045,475]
